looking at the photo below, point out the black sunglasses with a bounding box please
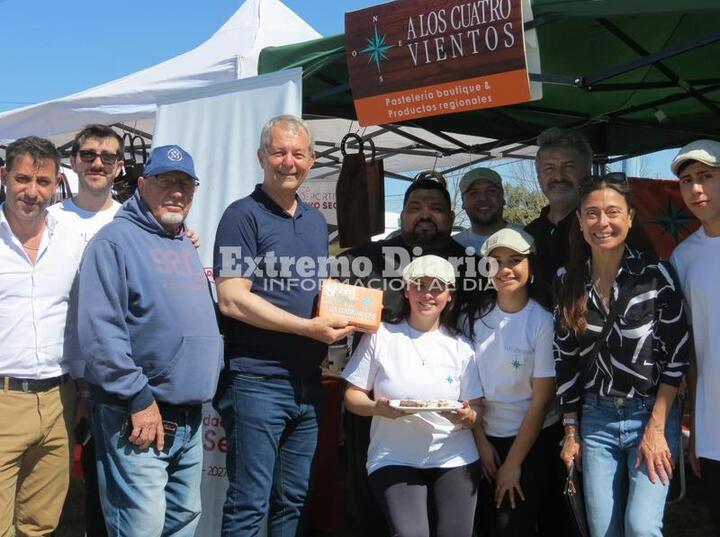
[414,170,447,187]
[77,150,121,165]
[580,172,628,190]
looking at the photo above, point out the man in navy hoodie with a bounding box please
[73,145,223,537]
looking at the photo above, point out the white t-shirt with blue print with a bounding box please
[471,299,559,438]
[343,321,482,474]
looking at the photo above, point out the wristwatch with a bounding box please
[562,417,578,427]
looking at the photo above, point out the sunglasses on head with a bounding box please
[580,172,628,190]
[414,170,447,187]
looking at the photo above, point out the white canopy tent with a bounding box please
[0,0,320,147]
[0,0,536,181]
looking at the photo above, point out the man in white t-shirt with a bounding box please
[50,124,125,537]
[49,124,124,237]
[669,139,720,535]
[454,167,523,253]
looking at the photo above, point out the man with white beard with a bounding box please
[72,144,223,537]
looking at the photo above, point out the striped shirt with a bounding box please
[554,247,689,413]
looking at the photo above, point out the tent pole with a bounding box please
[592,20,720,117]
[381,125,451,154]
[111,123,153,141]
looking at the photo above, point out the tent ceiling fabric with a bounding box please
[0,0,500,179]
[306,116,537,181]
[0,0,320,146]
[258,0,720,157]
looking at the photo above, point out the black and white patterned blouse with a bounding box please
[554,247,689,413]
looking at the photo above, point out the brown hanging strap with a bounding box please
[336,133,385,248]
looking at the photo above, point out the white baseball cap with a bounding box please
[402,255,455,286]
[671,139,720,175]
[480,228,536,257]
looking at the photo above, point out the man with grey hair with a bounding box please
[213,114,354,536]
[72,144,223,537]
[525,126,593,302]
[524,127,591,537]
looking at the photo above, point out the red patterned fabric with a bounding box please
[629,178,700,260]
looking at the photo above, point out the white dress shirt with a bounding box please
[0,205,85,379]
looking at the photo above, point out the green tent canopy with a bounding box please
[259,0,720,160]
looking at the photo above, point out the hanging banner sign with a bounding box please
[298,178,338,226]
[345,0,540,126]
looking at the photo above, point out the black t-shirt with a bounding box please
[525,205,575,307]
[338,235,486,323]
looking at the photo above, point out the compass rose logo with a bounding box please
[651,199,697,243]
[360,23,394,74]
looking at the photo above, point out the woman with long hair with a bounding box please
[555,174,690,537]
[460,228,563,537]
[342,255,483,537]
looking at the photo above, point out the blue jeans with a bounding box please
[92,402,203,537]
[217,373,322,537]
[581,394,681,537]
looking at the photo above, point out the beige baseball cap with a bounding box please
[459,167,503,194]
[671,139,720,175]
[480,228,536,257]
[402,255,456,286]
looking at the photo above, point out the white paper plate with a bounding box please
[389,399,463,413]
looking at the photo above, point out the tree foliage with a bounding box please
[503,184,546,225]
[451,160,548,228]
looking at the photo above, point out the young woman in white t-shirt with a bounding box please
[459,228,565,537]
[342,255,483,537]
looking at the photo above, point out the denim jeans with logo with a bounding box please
[92,402,203,537]
[581,393,681,537]
[217,373,322,537]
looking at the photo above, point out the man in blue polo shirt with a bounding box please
[213,115,354,537]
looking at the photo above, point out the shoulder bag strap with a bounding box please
[582,274,637,379]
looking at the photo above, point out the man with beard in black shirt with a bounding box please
[525,127,592,308]
[341,176,486,319]
[524,128,592,537]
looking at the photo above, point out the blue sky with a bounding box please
[0,0,374,112]
[0,0,677,180]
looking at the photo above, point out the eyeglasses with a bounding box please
[149,175,199,193]
[77,150,121,165]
